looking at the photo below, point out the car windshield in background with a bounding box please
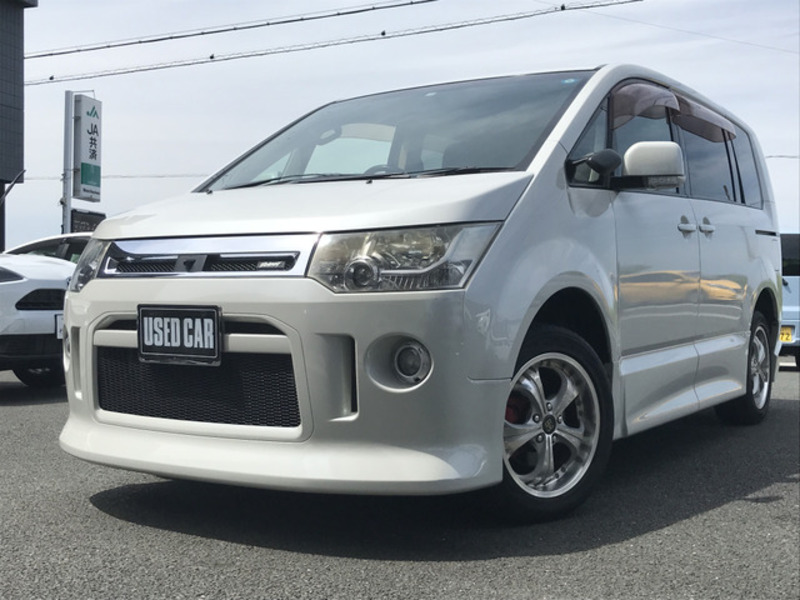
[202,71,592,192]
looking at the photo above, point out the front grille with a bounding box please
[97,347,301,427]
[15,288,65,311]
[0,334,62,358]
[107,253,298,274]
[114,259,175,273]
[97,234,316,278]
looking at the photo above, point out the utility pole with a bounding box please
[61,90,74,234]
[0,171,25,251]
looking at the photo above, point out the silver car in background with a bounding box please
[60,64,782,521]
[780,233,799,367]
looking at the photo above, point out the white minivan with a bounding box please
[61,64,782,521]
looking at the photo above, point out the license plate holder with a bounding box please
[138,305,221,366]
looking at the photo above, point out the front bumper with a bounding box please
[60,277,509,494]
[0,310,63,370]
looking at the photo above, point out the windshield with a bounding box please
[201,70,592,192]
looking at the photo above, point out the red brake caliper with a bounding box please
[505,393,528,424]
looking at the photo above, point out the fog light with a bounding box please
[393,341,431,384]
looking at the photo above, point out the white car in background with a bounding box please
[0,254,74,387]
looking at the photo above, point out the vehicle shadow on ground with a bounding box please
[0,380,66,406]
[90,395,799,561]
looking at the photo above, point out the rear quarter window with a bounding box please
[731,127,764,208]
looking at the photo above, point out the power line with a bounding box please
[25,0,438,60]
[587,10,799,55]
[25,0,642,86]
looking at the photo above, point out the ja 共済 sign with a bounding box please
[72,94,102,201]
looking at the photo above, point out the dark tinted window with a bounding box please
[732,127,763,208]
[681,126,737,202]
[783,234,800,277]
[613,107,674,160]
[612,105,679,195]
[611,82,677,166]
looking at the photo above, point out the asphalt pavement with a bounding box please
[1,363,798,600]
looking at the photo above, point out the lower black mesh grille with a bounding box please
[97,347,300,427]
[15,288,66,310]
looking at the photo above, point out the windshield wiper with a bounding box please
[411,166,517,177]
[222,173,343,190]
[220,166,512,190]
[222,172,413,190]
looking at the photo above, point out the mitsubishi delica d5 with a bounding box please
[60,64,782,521]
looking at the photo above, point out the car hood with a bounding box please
[94,172,533,240]
[0,254,75,281]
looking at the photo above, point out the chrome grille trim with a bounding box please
[99,234,319,278]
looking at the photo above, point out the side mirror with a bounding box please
[611,141,685,190]
[565,149,622,184]
[569,148,622,176]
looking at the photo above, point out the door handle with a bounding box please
[677,216,697,234]
[699,217,716,234]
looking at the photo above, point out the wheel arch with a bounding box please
[525,287,612,371]
[754,286,780,380]
[754,287,779,336]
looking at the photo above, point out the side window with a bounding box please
[567,104,608,185]
[731,127,763,208]
[673,96,739,204]
[610,82,677,161]
[610,82,680,194]
[680,126,737,202]
[567,82,680,189]
[613,107,673,160]
[24,242,59,258]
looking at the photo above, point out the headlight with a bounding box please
[68,239,109,293]
[0,266,23,283]
[308,224,499,293]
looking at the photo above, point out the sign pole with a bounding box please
[61,90,74,234]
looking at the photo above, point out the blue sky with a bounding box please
[7,0,799,245]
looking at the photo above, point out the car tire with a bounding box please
[715,311,772,425]
[493,324,613,522]
[13,363,65,388]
